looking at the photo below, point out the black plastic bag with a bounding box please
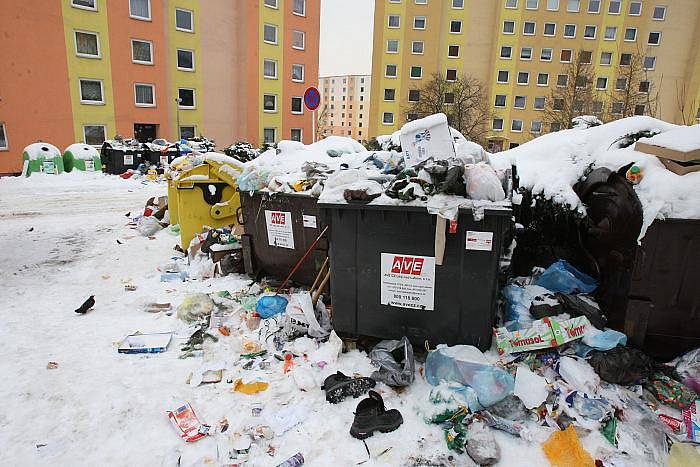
[556,293,607,330]
[588,346,656,385]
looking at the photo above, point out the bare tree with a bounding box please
[316,105,329,139]
[405,73,490,144]
[675,80,699,125]
[607,51,660,120]
[543,52,597,131]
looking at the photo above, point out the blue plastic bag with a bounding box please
[256,294,288,319]
[534,260,597,294]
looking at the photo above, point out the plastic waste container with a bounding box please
[320,203,512,350]
[63,143,102,172]
[101,140,145,174]
[239,191,328,286]
[22,142,64,176]
[174,156,244,249]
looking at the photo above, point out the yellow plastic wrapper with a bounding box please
[232,378,269,395]
[669,442,700,467]
[542,426,594,467]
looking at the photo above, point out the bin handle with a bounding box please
[236,206,245,225]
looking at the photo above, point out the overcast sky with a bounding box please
[319,0,375,77]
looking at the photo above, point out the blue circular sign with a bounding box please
[304,87,321,111]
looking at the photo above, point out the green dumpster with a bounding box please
[63,143,102,172]
[22,143,64,177]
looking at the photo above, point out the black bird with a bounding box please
[75,296,95,314]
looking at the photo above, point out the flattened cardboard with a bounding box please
[634,141,700,163]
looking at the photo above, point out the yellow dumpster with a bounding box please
[166,172,179,226]
[174,156,245,249]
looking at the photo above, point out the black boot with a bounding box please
[322,371,376,404]
[350,390,403,439]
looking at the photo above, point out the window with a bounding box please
[178,88,195,108]
[615,77,627,90]
[584,25,597,39]
[523,22,536,35]
[635,104,646,115]
[263,59,277,78]
[264,24,278,44]
[503,21,515,34]
[446,69,458,81]
[547,0,559,10]
[83,125,105,146]
[263,94,277,112]
[264,0,278,8]
[291,96,303,114]
[644,56,656,70]
[517,71,530,85]
[531,120,543,133]
[452,0,464,8]
[409,89,420,102]
[629,1,642,15]
[567,0,581,12]
[0,123,6,150]
[131,39,152,64]
[541,48,553,61]
[557,74,569,86]
[387,39,399,53]
[176,49,194,71]
[416,0,427,4]
[449,45,460,58]
[410,66,422,79]
[134,83,155,106]
[576,75,587,88]
[608,0,621,14]
[604,27,617,40]
[505,0,518,7]
[175,8,193,32]
[639,80,651,93]
[600,51,612,65]
[384,88,396,101]
[382,112,394,124]
[537,73,549,85]
[413,16,426,29]
[493,118,504,131]
[388,15,400,28]
[495,94,507,107]
[648,32,662,45]
[450,20,462,33]
[560,49,572,63]
[514,95,526,108]
[129,0,150,20]
[497,70,509,83]
[444,92,455,104]
[624,28,637,41]
[291,64,304,82]
[412,41,424,54]
[290,128,303,142]
[553,98,564,110]
[75,31,100,58]
[588,0,601,12]
[263,128,276,144]
[79,79,103,104]
[596,77,608,90]
[611,102,623,114]
[593,101,603,113]
[544,23,556,36]
[72,0,96,10]
[526,0,539,9]
[653,5,666,20]
[292,30,305,50]
[501,46,513,59]
[521,47,533,60]
[564,24,576,38]
[580,50,592,64]
[534,96,546,110]
[512,119,524,132]
[620,53,632,66]
[386,64,398,77]
[293,0,306,15]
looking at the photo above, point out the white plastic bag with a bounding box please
[463,163,506,201]
[557,356,600,394]
[137,215,164,236]
[514,365,549,409]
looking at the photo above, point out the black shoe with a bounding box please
[322,371,376,404]
[350,390,403,439]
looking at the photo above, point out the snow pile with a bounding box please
[64,143,99,160]
[491,116,700,220]
[638,124,700,152]
[23,142,61,160]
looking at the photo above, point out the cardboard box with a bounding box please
[659,157,700,175]
[634,141,700,163]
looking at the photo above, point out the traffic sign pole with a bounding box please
[312,110,316,143]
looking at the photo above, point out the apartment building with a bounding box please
[318,75,371,142]
[369,0,700,151]
[0,0,320,175]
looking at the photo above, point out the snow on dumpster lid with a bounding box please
[23,142,61,160]
[64,143,100,160]
[246,137,368,174]
[637,124,700,155]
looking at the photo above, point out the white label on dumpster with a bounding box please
[84,160,95,171]
[380,253,435,310]
[302,215,317,229]
[465,231,493,251]
[124,154,134,165]
[160,155,168,166]
[265,210,295,249]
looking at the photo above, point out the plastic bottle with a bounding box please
[276,452,304,467]
[626,165,643,184]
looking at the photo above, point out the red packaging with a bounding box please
[658,413,683,433]
[167,402,210,442]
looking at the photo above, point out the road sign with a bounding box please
[304,87,320,111]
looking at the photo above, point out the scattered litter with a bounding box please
[143,302,172,313]
[495,315,590,355]
[232,378,269,395]
[465,420,500,465]
[513,365,549,409]
[46,362,59,370]
[369,337,415,387]
[167,402,210,443]
[557,356,600,394]
[118,332,172,354]
[176,293,215,323]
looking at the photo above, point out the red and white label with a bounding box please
[265,210,294,249]
[466,231,493,251]
[381,253,435,310]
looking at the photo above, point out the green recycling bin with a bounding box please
[22,143,64,177]
[63,143,102,172]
